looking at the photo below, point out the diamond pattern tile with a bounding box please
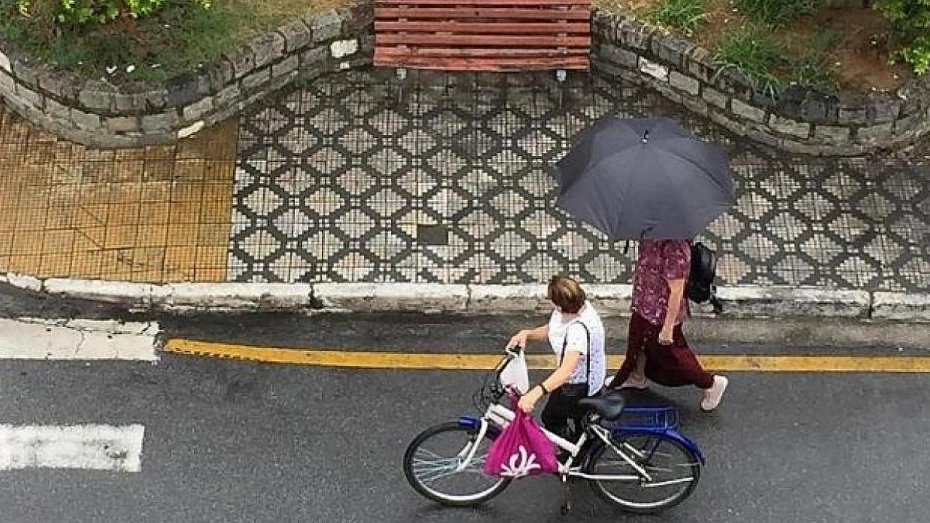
[231,69,930,292]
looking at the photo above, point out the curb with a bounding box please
[2,272,928,322]
[872,292,930,322]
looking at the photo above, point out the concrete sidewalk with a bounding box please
[0,68,928,323]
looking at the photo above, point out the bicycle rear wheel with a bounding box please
[403,422,510,506]
[586,432,700,514]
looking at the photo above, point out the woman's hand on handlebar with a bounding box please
[506,330,529,351]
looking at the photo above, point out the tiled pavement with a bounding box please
[0,108,237,282]
[1,68,929,292]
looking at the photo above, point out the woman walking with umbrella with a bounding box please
[608,238,727,410]
[554,116,732,411]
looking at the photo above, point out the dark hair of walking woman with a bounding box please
[547,275,586,314]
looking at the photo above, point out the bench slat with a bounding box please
[377,34,590,47]
[374,0,591,71]
[377,0,591,6]
[374,55,590,70]
[376,7,591,20]
[377,47,589,57]
[375,21,589,34]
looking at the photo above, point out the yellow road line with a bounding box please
[163,339,930,373]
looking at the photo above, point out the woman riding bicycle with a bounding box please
[506,275,607,442]
[406,275,702,513]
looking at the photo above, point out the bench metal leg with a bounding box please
[396,68,407,105]
[556,69,567,107]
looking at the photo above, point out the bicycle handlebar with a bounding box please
[497,346,522,375]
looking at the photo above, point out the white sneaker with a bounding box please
[700,376,728,411]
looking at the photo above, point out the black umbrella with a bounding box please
[555,117,735,240]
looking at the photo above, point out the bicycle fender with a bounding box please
[458,416,480,429]
[458,416,502,438]
[613,428,706,466]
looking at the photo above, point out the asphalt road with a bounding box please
[1,285,928,522]
[3,349,929,522]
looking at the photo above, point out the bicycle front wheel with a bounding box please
[586,432,701,514]
[403,421,510,507]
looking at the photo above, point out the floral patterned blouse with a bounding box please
[632,239,691,326]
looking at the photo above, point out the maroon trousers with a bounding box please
[610,313,714,389]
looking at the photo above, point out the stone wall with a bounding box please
[0,3,374,148]
[0,3,928,155]
[591,11,930,156]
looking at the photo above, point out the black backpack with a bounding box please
[687,242,723,314]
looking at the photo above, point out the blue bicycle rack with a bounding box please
[616,406,680,431]
[612,406,705,465]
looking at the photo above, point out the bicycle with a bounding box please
[402,347,706,514]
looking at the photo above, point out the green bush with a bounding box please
[0,0,244,82]
[875,0,930,74]
[15,0,210,25]
[647,0,706,35]
[735,0,819,27]
[712,26,783,97]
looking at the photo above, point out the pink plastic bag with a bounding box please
[484,401,558,478]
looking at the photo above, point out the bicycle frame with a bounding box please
[458,401,660,482]
[403,350,708,515]
[456,350,705,482]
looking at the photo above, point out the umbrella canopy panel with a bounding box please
[555,117,735,240]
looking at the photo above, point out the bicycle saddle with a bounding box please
[578,394,626,421]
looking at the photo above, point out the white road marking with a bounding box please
[0,318,159,361]
[0,424,145,472]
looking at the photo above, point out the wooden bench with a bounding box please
[373,0,592,72]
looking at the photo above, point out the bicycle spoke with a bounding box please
[622,441,675,461]
[418,465,467,483]
[412,453,489,479]
[403,423,507,505]
[415,448,451,460]
[412,457,458,473]
[589,433,700,513]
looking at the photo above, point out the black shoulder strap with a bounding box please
[560,320,591,386]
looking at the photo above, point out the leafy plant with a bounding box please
[712,26,784,97]
[647,0,706,35]
[789,28,841,93]
[897,36,930,74]
[14,0,210,26]
[58,0,120,24]
[735,0,820,27]
[0,0,248,82]
[790,58,839,93]
[874,0,930,74]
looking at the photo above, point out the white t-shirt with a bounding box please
[546,302,606,395]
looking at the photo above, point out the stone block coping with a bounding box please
[0,2,375,148]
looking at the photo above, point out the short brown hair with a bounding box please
[547,275,586,314]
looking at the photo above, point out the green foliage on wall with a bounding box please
[875,0,930,74]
